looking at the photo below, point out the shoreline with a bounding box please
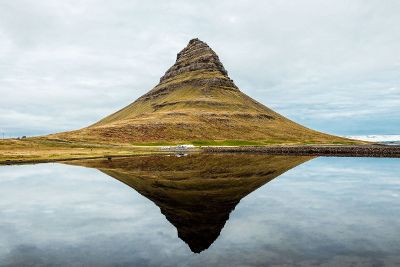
[202,145,400,158]
[1,144,399,165]
[0,153,171,166]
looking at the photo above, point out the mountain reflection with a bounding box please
[67,153,313,253]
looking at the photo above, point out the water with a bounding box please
[0,154,399,267]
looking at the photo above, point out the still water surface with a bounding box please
[0,154,399,267]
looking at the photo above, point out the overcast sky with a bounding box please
[0,0,399,137]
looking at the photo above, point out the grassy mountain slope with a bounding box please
[49,38,354,145]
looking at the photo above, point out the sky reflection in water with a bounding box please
[0,155,399,267]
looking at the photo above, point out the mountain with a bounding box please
[50,38,350,145]
[67,153,313,253]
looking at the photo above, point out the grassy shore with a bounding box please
[0,138,168,165]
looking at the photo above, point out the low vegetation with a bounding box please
[0,138,162,164]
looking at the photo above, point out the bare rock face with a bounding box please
[160,38,229,82]
[139,38,238,101]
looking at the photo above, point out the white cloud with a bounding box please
[0,0,399,136]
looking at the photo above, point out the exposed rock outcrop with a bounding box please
[139,38,238,102]
[160,38,229,82]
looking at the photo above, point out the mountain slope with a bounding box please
[50,38,351,145]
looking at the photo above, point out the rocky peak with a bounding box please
[159,38,228,82]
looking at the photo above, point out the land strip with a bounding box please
[1,138,399,165]
[203,145,400,158]
[0,138,168,165]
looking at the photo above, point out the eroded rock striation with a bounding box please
[140,38,238,102]
[160,38,229,82]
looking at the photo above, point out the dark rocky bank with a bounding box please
[202,145,400,158]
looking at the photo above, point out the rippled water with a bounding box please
[0,154,399,267]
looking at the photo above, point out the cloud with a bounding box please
[0,0,399,136]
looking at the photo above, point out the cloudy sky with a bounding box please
[0,0,399,137]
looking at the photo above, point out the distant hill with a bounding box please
[50,38,352,145]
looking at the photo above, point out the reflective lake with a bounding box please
[0,154,399,267]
